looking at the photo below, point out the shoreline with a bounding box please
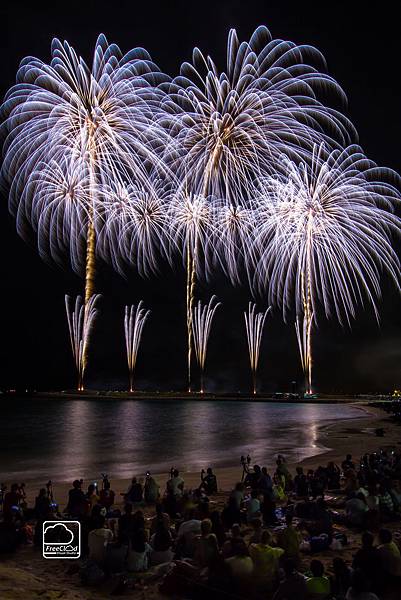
[10,402,399,507]
[3,390,382,403]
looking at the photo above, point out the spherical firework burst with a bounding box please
[254,144,401,393]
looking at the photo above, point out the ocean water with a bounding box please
[0,399,364,483]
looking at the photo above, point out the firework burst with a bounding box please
[254,144,401,393]
[124,302,151,392]
[192,295,221,393]
[244,302,271,394]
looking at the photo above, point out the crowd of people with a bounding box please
[0,449,401,599]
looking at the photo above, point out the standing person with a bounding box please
[200,468,218,495]
[294,467,309,498]
[167,470,185,497]
[3,484,22,521]
[144,472,159,503]
[125,477,143,504]
[86,483,99,510]
[330,558,352,600]
[66,480,87,518]
[99,480,115,513]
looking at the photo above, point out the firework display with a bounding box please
[124,302,151,392]
[2,27,401,393]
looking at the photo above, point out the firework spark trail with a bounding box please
[168,192,212,391]
[65,294,100,390]
[244,302,271,394]
[254,143,401,393]
[124,302,150,392]
[192,296,221,393]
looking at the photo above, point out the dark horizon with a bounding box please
[2,1,401,394]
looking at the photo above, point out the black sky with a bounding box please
[1,1,401,393]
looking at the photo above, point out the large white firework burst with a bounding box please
[162,25,356,206]
[1,34,170,272]
[254,144,401,325]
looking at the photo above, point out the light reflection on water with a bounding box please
[0,399,363,482]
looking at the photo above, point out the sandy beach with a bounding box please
[1,402,400,600]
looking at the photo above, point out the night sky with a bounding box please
[1,1,401,394]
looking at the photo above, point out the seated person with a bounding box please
[352,531,383,592]
[345,493,368,527]
[249,529,284,588]
[306,559,331,600]
[377,528,401,577]
[150,523,174,566]
[225,539,253,583]
[245,490,261,521]
[275,514,302,562]
[118,502,135,544]
[273,558,307,600]
[342,454,355,472]
[222,523,243,558]
[127,528,151,572]
[88,516,113,565]
[345,568,380,600]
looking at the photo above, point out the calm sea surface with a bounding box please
[0,399,364,483]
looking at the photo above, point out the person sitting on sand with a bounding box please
[193,519,219,568]
[230,482,245,509]
[125,477,143,504]
[150,522,174,566]
[352,531,383,592]
[222,523,243,558]
[221,496,242,530]
[346,493,368,528]
[276,514,303,563]
[167,469,185,498]
[273,558,307,600]
[225,538,253,583]
[249,529,284,589]
[88,515,114,565]
[330,557,352,600]
[248,517,263,545]
[150,502,171,536]
[176,508,201,558]
[245,489,261,521]
[294,466,309,498]
[306,559,331,600]
[377,528,401,578]
[342,454,355,473]
[127,528,151,572]
[345,568,380,600]
[66,480,86,518]
[118,502,135,544]
[200,467,218,495]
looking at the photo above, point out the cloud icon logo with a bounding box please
[44,523,74,544]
